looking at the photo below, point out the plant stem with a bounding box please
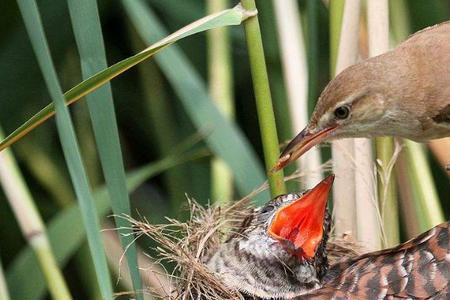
[330,0,358,240]
[67,1,143,296]
[330,0,345,77]
[389,0,410,43]
[395,153,423,237]
[240,0,286,197]
[208,0,234,204]
[404,141,444,229]
[16,0,113,297]
[368,0,399,247]
[376,138,399,246]
[307,0,319,117]
[0,128,72,300]
[273,0,323,188]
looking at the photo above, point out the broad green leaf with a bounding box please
[0,4,251,152]
[123,0,268,204]
[6,153,199,300]
[16,0,112,298]
[67,0,142,297]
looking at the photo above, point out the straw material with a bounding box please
[122,192,364,299]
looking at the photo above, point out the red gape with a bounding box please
[268,175,334,259]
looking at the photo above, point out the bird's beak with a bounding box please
[272,125,337,172]
[268,174,334,259]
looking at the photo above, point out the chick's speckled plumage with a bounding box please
[206,193,331,299]
[205,193,450,300]
[129,188,450,299]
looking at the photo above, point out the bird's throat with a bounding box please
[268,175,334,259]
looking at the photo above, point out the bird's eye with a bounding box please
[334,105,350,119]
[261,205,275,214]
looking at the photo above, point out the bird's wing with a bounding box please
[300,222,450,300]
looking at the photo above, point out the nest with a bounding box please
[118,158,360,299]
[125,197,253,299]
[123,191,365,300]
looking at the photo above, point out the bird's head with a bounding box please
[273,61,390,171]
[238,175,334,267]
[265,174,334,262]
[207,175,334,299]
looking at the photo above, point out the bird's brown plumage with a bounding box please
[274,21,450,171]
[312,20,450,140]
[300,223,450,300]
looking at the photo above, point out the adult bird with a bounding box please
[273,21,450,171]
[206,175,450,299]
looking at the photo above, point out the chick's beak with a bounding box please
[268,175,334,259]
[272,125,337,172]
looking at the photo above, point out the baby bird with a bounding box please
[206,175,334,299]
[274,21,450,171]
[206,174,450,299]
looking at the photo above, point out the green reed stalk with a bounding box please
[330,0,345,77]
[0,128,71,300]
[16,0,113,298]
[240,0,286,197]
[376,137,400,246]
[67,0,143,296]
[307,0,319,116]
[208,0,234,204]
[368,0,400,247]
[404,141,444,229]
[329,0,358,242]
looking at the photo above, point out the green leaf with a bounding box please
[16,0,112,298]
[123,0,268,204]
[240,0,286,197]
[6,154,198,300]
[66,0,142,297]
[0,4,251,152]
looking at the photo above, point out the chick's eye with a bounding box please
[261,205,275,214]
[334,105,350,119]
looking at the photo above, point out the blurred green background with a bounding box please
[1,0,450,299]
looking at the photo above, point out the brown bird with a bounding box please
[206,175,335,299]
[273,21,450,171]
